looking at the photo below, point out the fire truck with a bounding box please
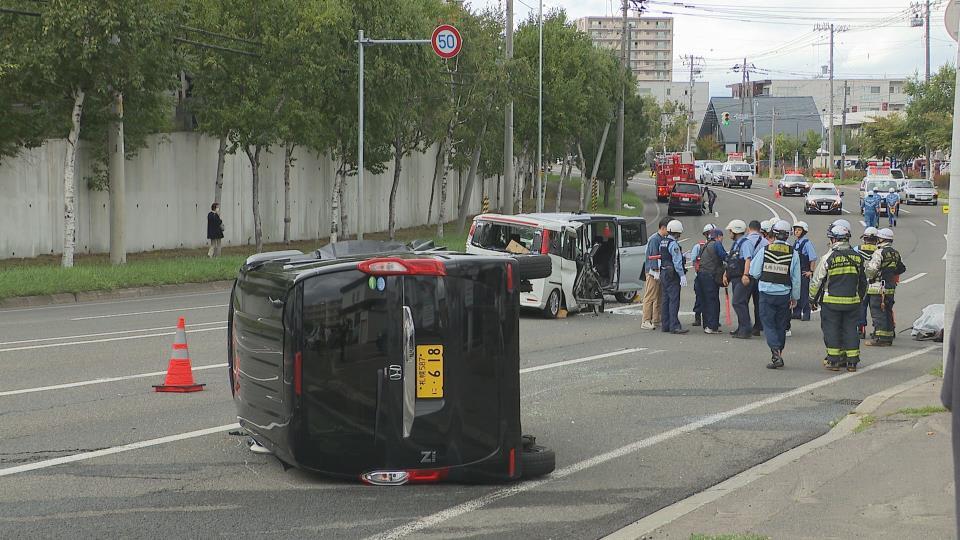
[655,151,696,202]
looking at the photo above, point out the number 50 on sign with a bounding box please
[432,24,462,59]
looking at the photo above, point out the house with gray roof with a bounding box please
[698,96,824,156]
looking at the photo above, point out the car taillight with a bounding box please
[293,351,302,396]
[407,468,449,483]
[358,257,446,276]
[540,230,550,254]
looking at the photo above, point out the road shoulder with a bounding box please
[607,373,953,539]
[0,280,235,309]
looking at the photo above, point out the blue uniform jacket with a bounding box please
[749,240,802,300]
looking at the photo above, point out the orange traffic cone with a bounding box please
[154,317,205,393]
[775,188,781,199]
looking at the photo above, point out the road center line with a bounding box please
[924,219,937,227]
[0,363,229,397]
[898,272,927,285]
[368,345,940,540]
[0,326,227,353]
[0,321,226,346]
[70,304,228,321]
[0,348,648,474]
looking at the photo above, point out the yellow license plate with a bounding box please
[416,345,444,399]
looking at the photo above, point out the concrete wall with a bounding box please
[0,132,500,259]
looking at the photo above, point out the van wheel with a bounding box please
[614,291,638,303]
[520,438,556,479]
[543,289,561,319]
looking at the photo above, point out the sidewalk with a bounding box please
[615,375,955,540]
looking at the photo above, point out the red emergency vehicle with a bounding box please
[655,151,696,202]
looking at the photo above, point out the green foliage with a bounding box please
[905,65,956,153]
[894,406,947,417]
[695,135,723,160]
[859,113,921,161]
[581,93,657,196]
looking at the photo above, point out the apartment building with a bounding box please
[727,78,910,116]
[574,16,674,81]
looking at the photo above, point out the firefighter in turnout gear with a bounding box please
[864,228,907,346]
[810,224,868,372]
[749,220,801,369]
[856,227,879,339]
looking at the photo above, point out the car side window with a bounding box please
[620,223,645,247]
[561,232,578,260]
[549,230,562,256]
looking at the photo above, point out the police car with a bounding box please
[776,173,810,196]
[804,182,844,215]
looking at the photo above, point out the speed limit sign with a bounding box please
[432,24,462,59]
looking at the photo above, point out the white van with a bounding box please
[466,213,647,318]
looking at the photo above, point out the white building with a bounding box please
[574,16,674,81]
[636,81,710,135]
[728,78,910,117]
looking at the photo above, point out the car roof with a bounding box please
[809,182,837,189]
[474,212,626,228]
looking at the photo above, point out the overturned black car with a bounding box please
[228,241,556,485]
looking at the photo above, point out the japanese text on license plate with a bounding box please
[416,345,443,399]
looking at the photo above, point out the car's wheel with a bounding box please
[614,290,638,303]
[804,208,810,214]
[520,436,556,479]
[667,208,674,216]
[542,289,561,319]
[513,254,552,281]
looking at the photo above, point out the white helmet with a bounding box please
[726,219,747,234]
[760,219,773,233]
[830,224,851,240]
[862,226,879,238]
[872,188,878,194]
[702,223,716,234]
[888,187,896,193]
[832,219,852,231]
[793,221,809,232]
[878,228,894,241]
[667,219,684,234]
[773,220,792,234]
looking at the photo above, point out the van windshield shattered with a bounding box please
[471,221,542,254]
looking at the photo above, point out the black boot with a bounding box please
[766,349,784,369]
[692,314,701,327]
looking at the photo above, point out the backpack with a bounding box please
[725,237,747,278]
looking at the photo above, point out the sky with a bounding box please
[470,0,958,96]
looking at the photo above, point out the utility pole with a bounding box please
[108,91,126,265]
[503,0,514,214]
[840,80,848,182]
[536,0,543,212]
[614,0,628,212]
[768,106,776,182]
[814,22,848,175]
[944,2,960,371]
[684,55,703,152]
[926,0,933,181]
[739,57,746,154]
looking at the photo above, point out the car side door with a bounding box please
[615,218,647,293]
[559,225,582,311]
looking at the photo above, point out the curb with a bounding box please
[0,280,236,309]
[603,373,938,540]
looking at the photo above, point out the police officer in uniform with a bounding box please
[697,227,728,334]
[856,227,879,339]
[750,220,801,368]
[745,220,767,336]
[810,224,868,372]
[791,221,817,321]
[723,219,753,338]
[862,188,881,228]
[690,224,715,327]
[659,220,689,334]
[864,227,907,347]
[886,188,900,227]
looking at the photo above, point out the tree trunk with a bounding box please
[245,145,264,253]
[330,162,345,243]
[61,88,85,268]
[577,141,588,212]
[555,154,570,212]
[283,142,294,244]
[338,173,348,239]
[427,141,443,225]
[214,133,227,206]
[589,121,613,211]
[389,138,403,240]
[437,137,452,238]
[457,123,487,233]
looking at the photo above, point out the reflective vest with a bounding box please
[857,243,877,257]
[796,237,811,270]
[659,237,681,271]
[760,242,794,286]
[823,249,865,305]
[868,246,906,295]
[699,239,723,278]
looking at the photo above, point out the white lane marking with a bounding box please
[0,363,228,397]
[0,326,227,353]
[0,423,241,477]
[0,321,226,346]
[0,290,228,314]
[898,272,927,285]
[520,348,644,374]
[944,234,948,261]
[842,208,851,214]
[679,238,690,244]
[368,345,940,540]
[900,208,911,214]
[860,220,867,227]
[70,304,228,321]
[714,211,719,218]
[924,219,937,227]
[0,348,649,475]
[714,188,778,221]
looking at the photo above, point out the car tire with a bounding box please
[804,208,810,214]
[542,289,561,319]
[615,291,638,303]
[667,208,674,216]
[513,254,552,281]
[520,438,556,479]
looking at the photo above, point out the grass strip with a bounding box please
[690,534,771,540]
[893,406,947,418]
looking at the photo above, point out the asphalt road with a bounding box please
[0,178,948,539]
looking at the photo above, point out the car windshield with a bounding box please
[707,164,724,172]
[729,164,751,172]
[907,180,934,189]
[810,187,836,196]
[674,183,700,194]
[783,175,806,182]
[867,180,898,192]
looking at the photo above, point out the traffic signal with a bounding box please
[722,112,730,126]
